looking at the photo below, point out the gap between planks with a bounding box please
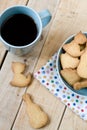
[10,0,64,130]
[0,51,8,70]
[57,106,67,130]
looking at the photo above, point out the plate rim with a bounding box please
[56,32,87,97]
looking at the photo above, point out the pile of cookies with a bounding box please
[60,31,87,90]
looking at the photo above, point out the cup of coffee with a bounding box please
[0,5,51,56]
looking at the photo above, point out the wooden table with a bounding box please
[0,0,87,130]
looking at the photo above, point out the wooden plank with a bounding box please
[0,0,28,13]
[0,0,32,130]
[13,81,65,130]
[53,0,87,129]
[0,0,28,66]
[12,0,65,130]
[0,0,60,130]
[59,108,87,130]
[13,0,87,129]
[0,44,45,130]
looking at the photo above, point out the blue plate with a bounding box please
[56,32,87,96]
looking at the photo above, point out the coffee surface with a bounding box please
[1,14,38,46]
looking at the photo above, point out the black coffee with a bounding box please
[0,14,38,46]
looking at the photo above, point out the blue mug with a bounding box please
[0,5,51,56]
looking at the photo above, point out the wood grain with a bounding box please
[1,0,87,130]
[56,0,87,129]
[12,0,65,130]
[0,0,61,130]
[26,0,87,129]
[0,0,28,13]
[59,108,87,130]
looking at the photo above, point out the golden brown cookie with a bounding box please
[12,62,26,73]
[73,79,87,90]
[60,68,81,86]
[63,40,84,57]
[22,93,49,129]
[74,31,87,44]
[10,62,32,87]
[77,49,87,78]
[60,53,79,69]
[10,73,31,87]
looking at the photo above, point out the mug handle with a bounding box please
[38,9,52,28]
